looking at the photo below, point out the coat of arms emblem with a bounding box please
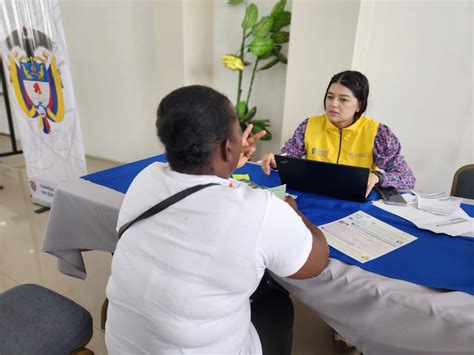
[3,27,64,134]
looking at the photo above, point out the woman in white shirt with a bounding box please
[106,85,329,354]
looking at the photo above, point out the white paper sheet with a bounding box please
[230,178,288,200]
[320,211,417,263]
[373,194,474,237]
[413,191,462,215]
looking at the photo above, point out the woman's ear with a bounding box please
[222,138,233,162]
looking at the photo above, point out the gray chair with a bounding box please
[0,284,94,355]
[451,164,474,199]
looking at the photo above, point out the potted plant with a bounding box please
[221,0,291,141]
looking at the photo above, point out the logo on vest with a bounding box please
[347,152,369,159]
[311,148,328,157]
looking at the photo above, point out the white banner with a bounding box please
[0,0,86,206]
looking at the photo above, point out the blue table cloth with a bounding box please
[83,155,474,295]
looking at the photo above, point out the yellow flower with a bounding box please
[221,54,244,71]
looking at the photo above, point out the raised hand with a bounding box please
[237,124,266,168]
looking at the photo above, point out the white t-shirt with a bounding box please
[106,163,313,354]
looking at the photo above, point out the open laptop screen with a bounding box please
[274,155,370,202]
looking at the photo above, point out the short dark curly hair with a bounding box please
[156,85,236,171]
[324,70,370,120]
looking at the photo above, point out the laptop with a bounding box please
[274,155,370,202]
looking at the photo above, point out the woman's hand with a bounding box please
[237,124,266,169]
[365,172,380,197]
[260,153,277,175]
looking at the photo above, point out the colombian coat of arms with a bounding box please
[4,27,64,134]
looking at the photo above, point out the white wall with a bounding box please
[59,0,289,164]
[182,1,214,87]
[0,94,9,135]
[59,0,185,164]
[1,72,18,136]
[360,0,473,193]
[0,92,20,138]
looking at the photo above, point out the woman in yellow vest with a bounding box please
[260,70,415,196]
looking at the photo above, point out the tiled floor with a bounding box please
[0,135,357,355]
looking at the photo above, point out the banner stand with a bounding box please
[33,205,50,213]
[2,59,49,214]
[1,0,87,207]
[0,57,22,158]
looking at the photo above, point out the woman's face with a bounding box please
[324,83,360,128]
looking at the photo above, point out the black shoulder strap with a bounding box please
[118,183,218,239]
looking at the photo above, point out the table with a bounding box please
[42,159,474,355]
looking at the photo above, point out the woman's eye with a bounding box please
[340,98,348,102]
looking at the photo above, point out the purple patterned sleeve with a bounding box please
[280,118,308,158]
[374,124,416,189]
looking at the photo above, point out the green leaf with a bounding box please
[276,51,287,64]
[258,51,274,60]
[271,44,282,54]
[271,31,290,44]
[251,16,274,38]
[256,118,271,125]
[258,58,279,71]
[242,3,258,29]
[271,10,291,32]
[258,45,280,60]
[261,131,272,141]
[251,119,272,140]
[271,0,287,17]
[240,106,257,124]
[227,0,244,5]
[249,37,274,56]
[236,101,248,120]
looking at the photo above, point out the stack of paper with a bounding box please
[414,191,462,215]
[373,194,473,237]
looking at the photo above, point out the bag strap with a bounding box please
[118,182,219,239]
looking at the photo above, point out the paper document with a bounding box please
[413,191,462,215]
[231,174,250,181]
[320,211,417,263]
[231,178,288,200]
[373,194,474,237]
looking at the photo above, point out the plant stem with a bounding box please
[246,57,259,104]
[237,28,246,104]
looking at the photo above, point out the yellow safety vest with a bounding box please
[304,114,379,170]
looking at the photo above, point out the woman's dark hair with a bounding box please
[156,85,235,172]
[324,70,369,120]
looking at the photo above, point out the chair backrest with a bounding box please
[451,164,474,199]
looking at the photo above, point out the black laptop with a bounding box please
[274,155,370,202]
